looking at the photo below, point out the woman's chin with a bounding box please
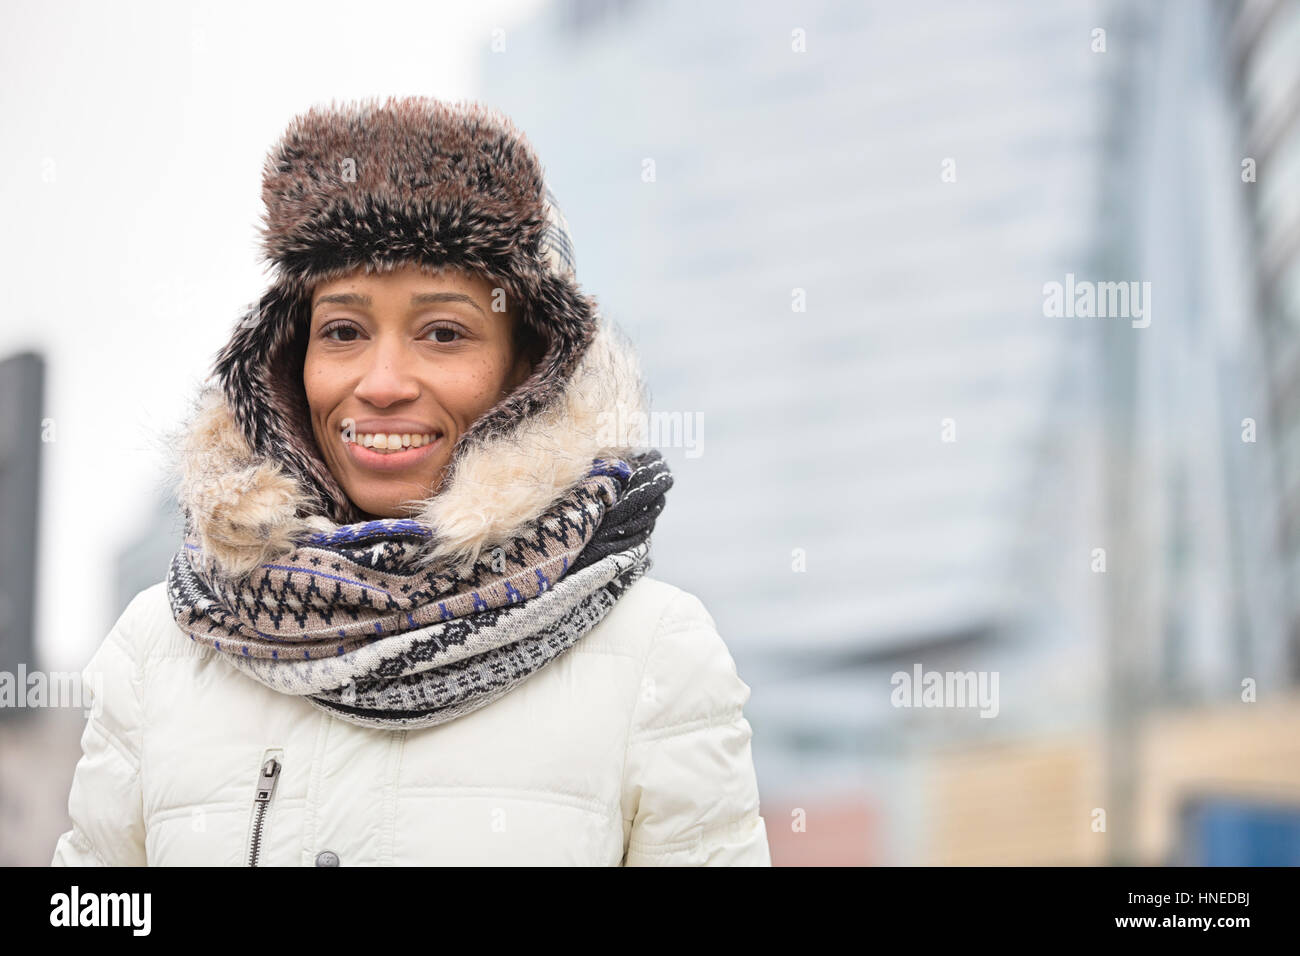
[347,478,437,519]
[352,499,412,520]
[325,452,448,520]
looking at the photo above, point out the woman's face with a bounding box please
[303,262,532,519]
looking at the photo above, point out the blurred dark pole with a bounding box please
[0,351,44,721]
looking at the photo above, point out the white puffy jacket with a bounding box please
[50,573,771,866]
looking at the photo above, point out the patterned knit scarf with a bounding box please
[166,451,673,730]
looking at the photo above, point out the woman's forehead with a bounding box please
[311,262,499,298]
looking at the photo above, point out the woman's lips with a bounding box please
[344,435,443,472]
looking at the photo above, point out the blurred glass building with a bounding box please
[1231,0,1300,668]
[479,0,1300,864]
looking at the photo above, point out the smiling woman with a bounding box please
[51,95,771,868]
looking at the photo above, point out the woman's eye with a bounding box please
[427,326,460,344]
[323,323,359,342]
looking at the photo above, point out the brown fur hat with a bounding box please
[211,95,598,528]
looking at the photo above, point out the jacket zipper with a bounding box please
[247,753,282,867]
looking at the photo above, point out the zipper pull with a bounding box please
[255,757,281,801]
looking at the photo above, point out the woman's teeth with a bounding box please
[349,432,438,454]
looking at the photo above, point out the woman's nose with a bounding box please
[352,336,421,407]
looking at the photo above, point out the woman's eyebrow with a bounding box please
[312,291,487,317]
[313,293,370,310]
[410,291,487,317]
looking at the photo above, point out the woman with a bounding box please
[49,96,770,866]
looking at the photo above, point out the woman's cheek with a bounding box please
[439,355,509,416]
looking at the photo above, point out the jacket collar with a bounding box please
[172,317,649,580]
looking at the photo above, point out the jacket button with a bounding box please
[315,850,340,867]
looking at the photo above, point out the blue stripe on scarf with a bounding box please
[588,458,632,480]
[302,518,431,547]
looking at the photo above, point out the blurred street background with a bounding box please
[2,0,1299,865]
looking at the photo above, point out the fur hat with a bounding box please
[176,96,649,577]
